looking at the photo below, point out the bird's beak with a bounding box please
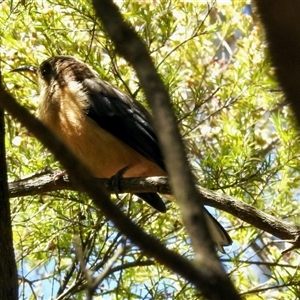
[10,66,38,74]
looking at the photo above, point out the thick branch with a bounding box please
[0,84,18,299]
[8,171,170,196]
[255,0,300,128]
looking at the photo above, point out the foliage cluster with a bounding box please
[0,0,299,299]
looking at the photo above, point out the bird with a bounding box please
[12,56,232,251]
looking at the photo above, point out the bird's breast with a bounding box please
[38,85,165,179]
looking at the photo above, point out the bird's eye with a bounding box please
[40,62,53,81]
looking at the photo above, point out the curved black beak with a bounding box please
[10,66,38,74]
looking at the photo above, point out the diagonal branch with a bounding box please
[91,1,240,299]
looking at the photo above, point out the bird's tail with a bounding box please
[137,193,232,252]
[136,193,167,213]
[203,207,232,253]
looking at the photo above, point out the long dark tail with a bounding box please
[136,193,232,252]
[135,192,166,213]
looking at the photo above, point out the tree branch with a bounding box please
[9,171,300,248]
[255,0,300,128]
[0,77,18,299]
[91,1,240,299]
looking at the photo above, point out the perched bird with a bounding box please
[12,56,232,251]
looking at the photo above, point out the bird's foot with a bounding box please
[53,170,67,184]
[108,166,131,199]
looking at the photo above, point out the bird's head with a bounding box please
[11,56,96,91]
[11,56,99,123]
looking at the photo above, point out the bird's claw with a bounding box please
[108,166,131,199]
[53,170,67,184]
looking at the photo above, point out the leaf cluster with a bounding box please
[1,0,299,299]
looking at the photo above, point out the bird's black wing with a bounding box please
[82,77,166,171]
[82,77,167,213]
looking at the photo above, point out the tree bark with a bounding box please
[0,103,18,299]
